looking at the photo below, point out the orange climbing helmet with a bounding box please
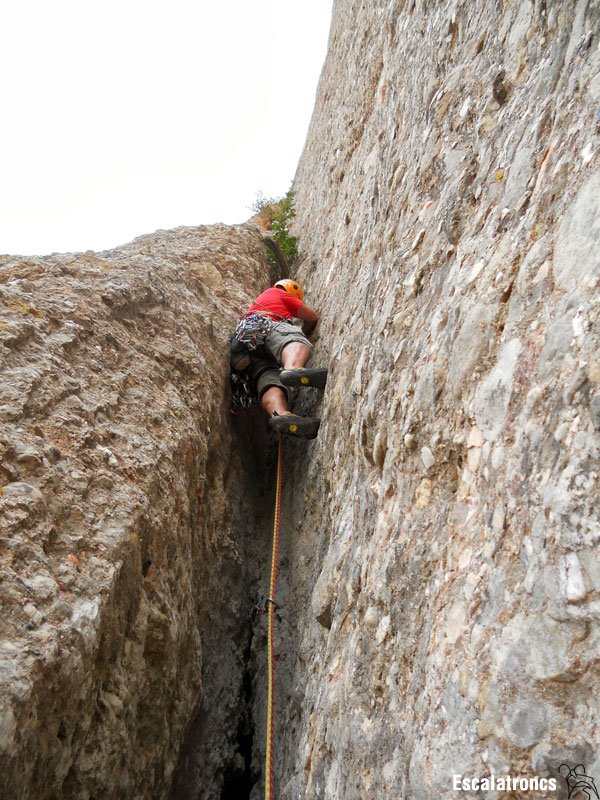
[274,279,304,302]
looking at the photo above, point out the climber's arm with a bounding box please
[296,303,319,336]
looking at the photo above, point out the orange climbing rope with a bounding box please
[265,434,284,800]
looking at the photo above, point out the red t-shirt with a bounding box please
[247,287,302,320]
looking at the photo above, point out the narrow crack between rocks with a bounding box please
[219,626,256,800]
[169,411,278,800]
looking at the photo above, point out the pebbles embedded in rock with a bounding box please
[445,602,467,644]
[364,606,380,629]
[23,575,58,602]
[421,446,435,470]
[404,433,417,451]
[414,478,433,509]
[376,615,391,644]
[562,553,588,603]
[467,260,484,284]
[467,426,483,449]
[0,482,44,502]
[15,448,42,468]
[467,447,481,472]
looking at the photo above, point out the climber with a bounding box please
[231,279,327,438]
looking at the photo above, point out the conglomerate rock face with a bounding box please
[264,1,600,798]
[3,4,600,800]
[0,225,270,800]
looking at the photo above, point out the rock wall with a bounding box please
[0,225,271,799]
[266,1,600,798]
[3,3,600,799]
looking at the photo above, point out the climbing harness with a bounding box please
[229,308,291,413]
[264,434,284,800]
[229,313,277,379]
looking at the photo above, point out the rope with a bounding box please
[265,434,284,800]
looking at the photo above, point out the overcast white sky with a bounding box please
[0,1,332,255]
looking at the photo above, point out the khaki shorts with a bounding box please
[264,321,313,362]
[249,321,313,399]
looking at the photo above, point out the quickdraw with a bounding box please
[230,372,257,413]
[233,313,277,351]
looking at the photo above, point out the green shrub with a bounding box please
[251,188,299,267]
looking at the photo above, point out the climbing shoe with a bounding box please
[268,413,321,439]
[280,367,328,390]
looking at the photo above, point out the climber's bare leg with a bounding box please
[281,342,311,370]
[261,386,289,416]
[261,343,312,416]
